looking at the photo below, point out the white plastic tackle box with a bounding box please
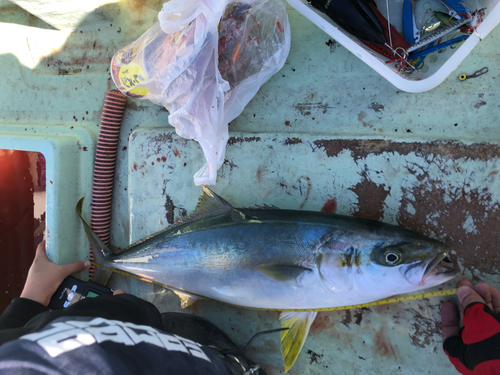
[287,0,500,92]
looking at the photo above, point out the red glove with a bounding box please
[442,281,500,374]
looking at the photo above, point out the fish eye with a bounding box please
[384,251,401,265]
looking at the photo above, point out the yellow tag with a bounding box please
[118,62,148,97]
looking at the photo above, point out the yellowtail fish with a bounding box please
[78,186,455,372]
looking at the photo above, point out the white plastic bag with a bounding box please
[111,0,290,185]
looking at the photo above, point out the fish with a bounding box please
[77,186,455,372]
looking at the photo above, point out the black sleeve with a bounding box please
[0,298,48,330]
[0,294,163,347]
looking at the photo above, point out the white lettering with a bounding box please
[85,325,135,345]
[22,322,74,342]
[123,326,163,347]
[175,335,211,361]
[37,329,96,357]
[156,332,190,354]
[20,318,212,364]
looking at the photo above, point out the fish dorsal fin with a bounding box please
[118,186,235,253]
[280,311,318,372]
[191,185,234,220]
[252,203,281,210]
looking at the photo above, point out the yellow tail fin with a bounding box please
[279,311,318,372]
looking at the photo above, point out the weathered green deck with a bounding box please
[1,0,499,373]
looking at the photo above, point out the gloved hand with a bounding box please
[441,280,500,374]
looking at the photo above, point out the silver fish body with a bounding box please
[85,188,455,310]
[79,187,455,372]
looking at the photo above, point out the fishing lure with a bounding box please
[406,16,471,53]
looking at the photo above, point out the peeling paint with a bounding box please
[368,102,384,112]
[462,213,477,234]
[313,139,500,161]
[408,305,441,349]
[325,39,337,53]
[357,111,369,127]
[227,136,261,146]
[474,101,487,109]
[353,307,371,325]
[307,350,324,364]
[283,137,302,145]
[132,133,500,274]
[294,102,332,116]
[128,130,500,373]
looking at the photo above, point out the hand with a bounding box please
[20,241,90,307]
[441,280,500,374]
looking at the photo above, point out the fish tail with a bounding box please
[76,198,112,264]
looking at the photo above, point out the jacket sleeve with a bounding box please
[0,298,49,330]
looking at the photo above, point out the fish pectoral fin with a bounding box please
[256,264,312,282]
[173,290,201,309]
[279,311,318,372]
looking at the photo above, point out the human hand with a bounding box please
[441,279,500,374]
[20,241,90,307]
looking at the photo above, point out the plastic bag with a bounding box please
[111,0,290,185]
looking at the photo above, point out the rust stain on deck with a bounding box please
[227,136,261,146]
[373,327,397,359]
[294,102,333,116]
[351,178,388,222]
[408,307,441,348]
[397,181,500,273]
[313,139,500,162]
[312,139,500,274]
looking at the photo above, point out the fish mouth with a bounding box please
[402,251,456,286]
[421,252,456,285]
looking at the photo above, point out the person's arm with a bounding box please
[441,280,500,374]
[0,298,49,330]
[0,241,90,330]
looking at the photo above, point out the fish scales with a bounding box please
[96,209,452,310]
[78,186,455,372]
